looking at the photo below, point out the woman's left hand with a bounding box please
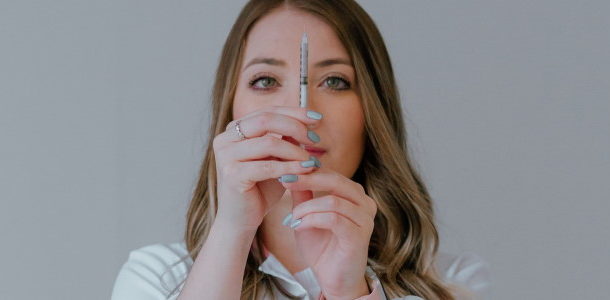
[279,167,378,300]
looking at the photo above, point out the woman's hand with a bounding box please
[279,168,378,300]
[212,106,323,233]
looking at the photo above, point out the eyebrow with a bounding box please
[242,57,352,71]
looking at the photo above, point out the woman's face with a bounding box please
[233,7,365,179]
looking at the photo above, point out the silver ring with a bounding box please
[235,120,247,141]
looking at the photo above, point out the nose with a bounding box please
[276,94,320,130]
[278,85,305,108]
[278,85,318,110]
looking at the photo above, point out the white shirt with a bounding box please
[110,242,491,300]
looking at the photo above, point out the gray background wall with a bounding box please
[1,1,608,299]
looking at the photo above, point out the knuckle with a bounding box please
[327,196,340,210]
[365,195,378,215]
[262,135,278,147]
[356,183,366,195]
[258,112,273,128]
[261,160,274,174]
[327,213,339,225]
[221,162,239,177]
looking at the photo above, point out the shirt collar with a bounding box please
[255,242,318,298]
[253,242,383,300]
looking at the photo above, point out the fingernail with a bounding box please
[307,130,320,143]
[282,213,293,226]
[300,158,316,168]
[278,174,298,183]
[306,110,323,120]
[290,218,302,228]
[311,156,322,168]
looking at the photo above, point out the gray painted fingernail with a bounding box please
[290,218,302,228]
[278,174,298,183]
[307,131,320,143]
[282,213,293,226]
[300,159,316,168]
[311,156,321,168]
[306,110,323,120]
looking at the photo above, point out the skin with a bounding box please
[233,7,374,299]
[177,6,376,300]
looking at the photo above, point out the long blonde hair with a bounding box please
[164,0,466,299]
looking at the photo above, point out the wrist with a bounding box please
[210,216,258,245]
[213,214,259,237]
[323,276,370,300]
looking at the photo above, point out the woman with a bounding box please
[111,0,491,299]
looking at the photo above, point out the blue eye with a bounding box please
[323,76,350,91]
[249,76,278,90]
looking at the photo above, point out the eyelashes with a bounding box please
[248,73,351,92]
[249,76,278,90]
[247,72,277,90]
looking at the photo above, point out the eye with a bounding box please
[249,76,279,90]
[323,76,351,91]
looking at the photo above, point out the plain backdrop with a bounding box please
[1,1,608,299]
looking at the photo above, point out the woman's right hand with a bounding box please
[211,106,323,234]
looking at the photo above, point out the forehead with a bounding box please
[243,7,349,67]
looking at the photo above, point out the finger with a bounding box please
[236,112,320,146]
[220,135,311,164]
[238,106,322,128]
[291,212,360,240]
[217,106,323,146]
[292,195,372,228]
[230,159,319,184]
[278,168,377,217]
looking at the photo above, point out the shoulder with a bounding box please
[434,251,492,299]
[111,241,192,300]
